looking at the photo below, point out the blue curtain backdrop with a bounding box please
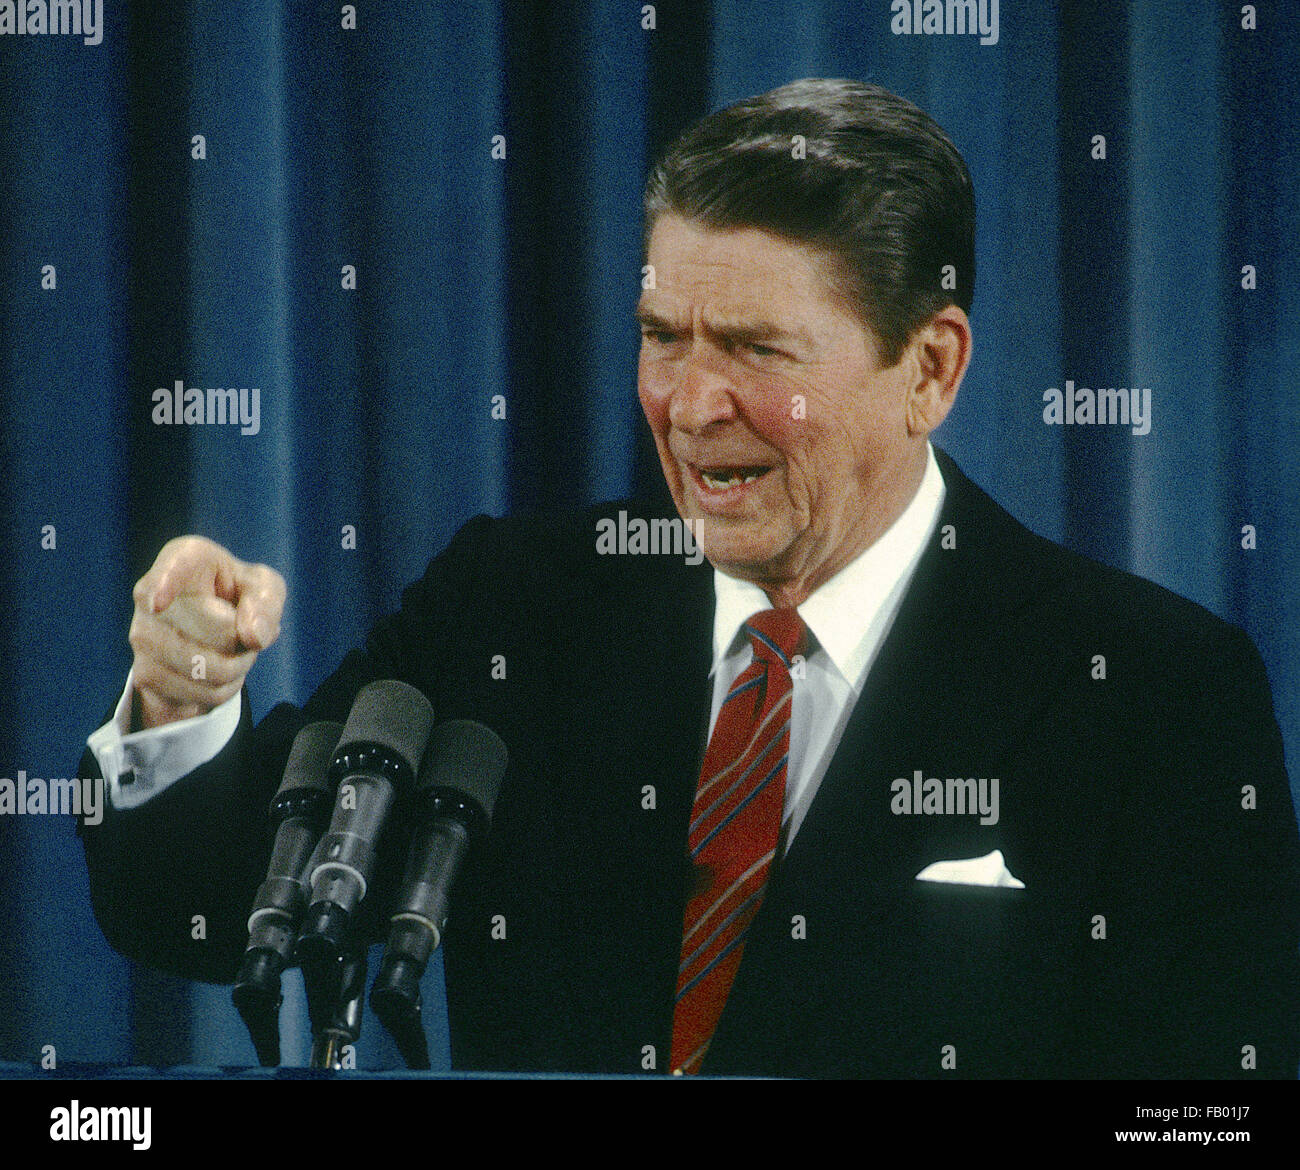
[1,0,1295,1068]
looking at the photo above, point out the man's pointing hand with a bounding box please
[128,536,286,729]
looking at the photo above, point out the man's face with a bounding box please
[637,214,927,603]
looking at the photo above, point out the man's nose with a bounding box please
[668,346,738,432]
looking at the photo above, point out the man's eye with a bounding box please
[642,330,679,346]
[743,342,782,358]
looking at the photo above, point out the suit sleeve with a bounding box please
[76,514,496,985]
[1082,623,1300,1078]
[1189,626,1300,1078]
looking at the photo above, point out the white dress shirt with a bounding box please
[707,443,945,851]
[88,669,243,809]
[89,446,945,820]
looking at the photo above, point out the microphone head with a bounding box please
[333,679,436,783]
[275,722,344,802]
[416,719,508,823]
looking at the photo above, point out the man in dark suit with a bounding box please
[79,79,1300,1078]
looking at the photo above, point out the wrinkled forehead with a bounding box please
[640,214,849,325]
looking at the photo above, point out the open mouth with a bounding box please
[690,464,774,492]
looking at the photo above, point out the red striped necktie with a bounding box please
[670,607,807,1075]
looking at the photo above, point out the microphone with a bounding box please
[371,718,508,1068]
[296,680,435,968]
[232,720,342,1066]
[296,682,434,1061]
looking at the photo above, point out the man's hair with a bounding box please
[643,78,975,367]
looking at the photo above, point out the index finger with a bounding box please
[232,562,286,651]
[139,537,239,614]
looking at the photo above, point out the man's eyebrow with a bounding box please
[707,318,812,347]
[634,306,811,347]
[634,305,678,329]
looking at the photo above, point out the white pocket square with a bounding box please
[915,849,1025,889]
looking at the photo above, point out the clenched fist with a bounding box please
[128,536,286,730]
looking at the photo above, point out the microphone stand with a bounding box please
[306,942,368,1070]
[369,933,431,1070]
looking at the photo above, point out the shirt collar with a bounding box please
[710,443,946,687]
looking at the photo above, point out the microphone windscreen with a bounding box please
[417,719,508,821]
[335,680,436,778]
[276,721,344,798]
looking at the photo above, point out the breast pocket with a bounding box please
[895,876,1081,1075]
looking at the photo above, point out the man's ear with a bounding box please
[904,305,971,436]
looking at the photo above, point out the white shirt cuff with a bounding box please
[86,670,243,811]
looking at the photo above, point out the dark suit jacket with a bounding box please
[79,450,1300,1077]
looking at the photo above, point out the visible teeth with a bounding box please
[700,466,766,489]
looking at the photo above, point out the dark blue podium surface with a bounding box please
[0,1059,651,1079]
